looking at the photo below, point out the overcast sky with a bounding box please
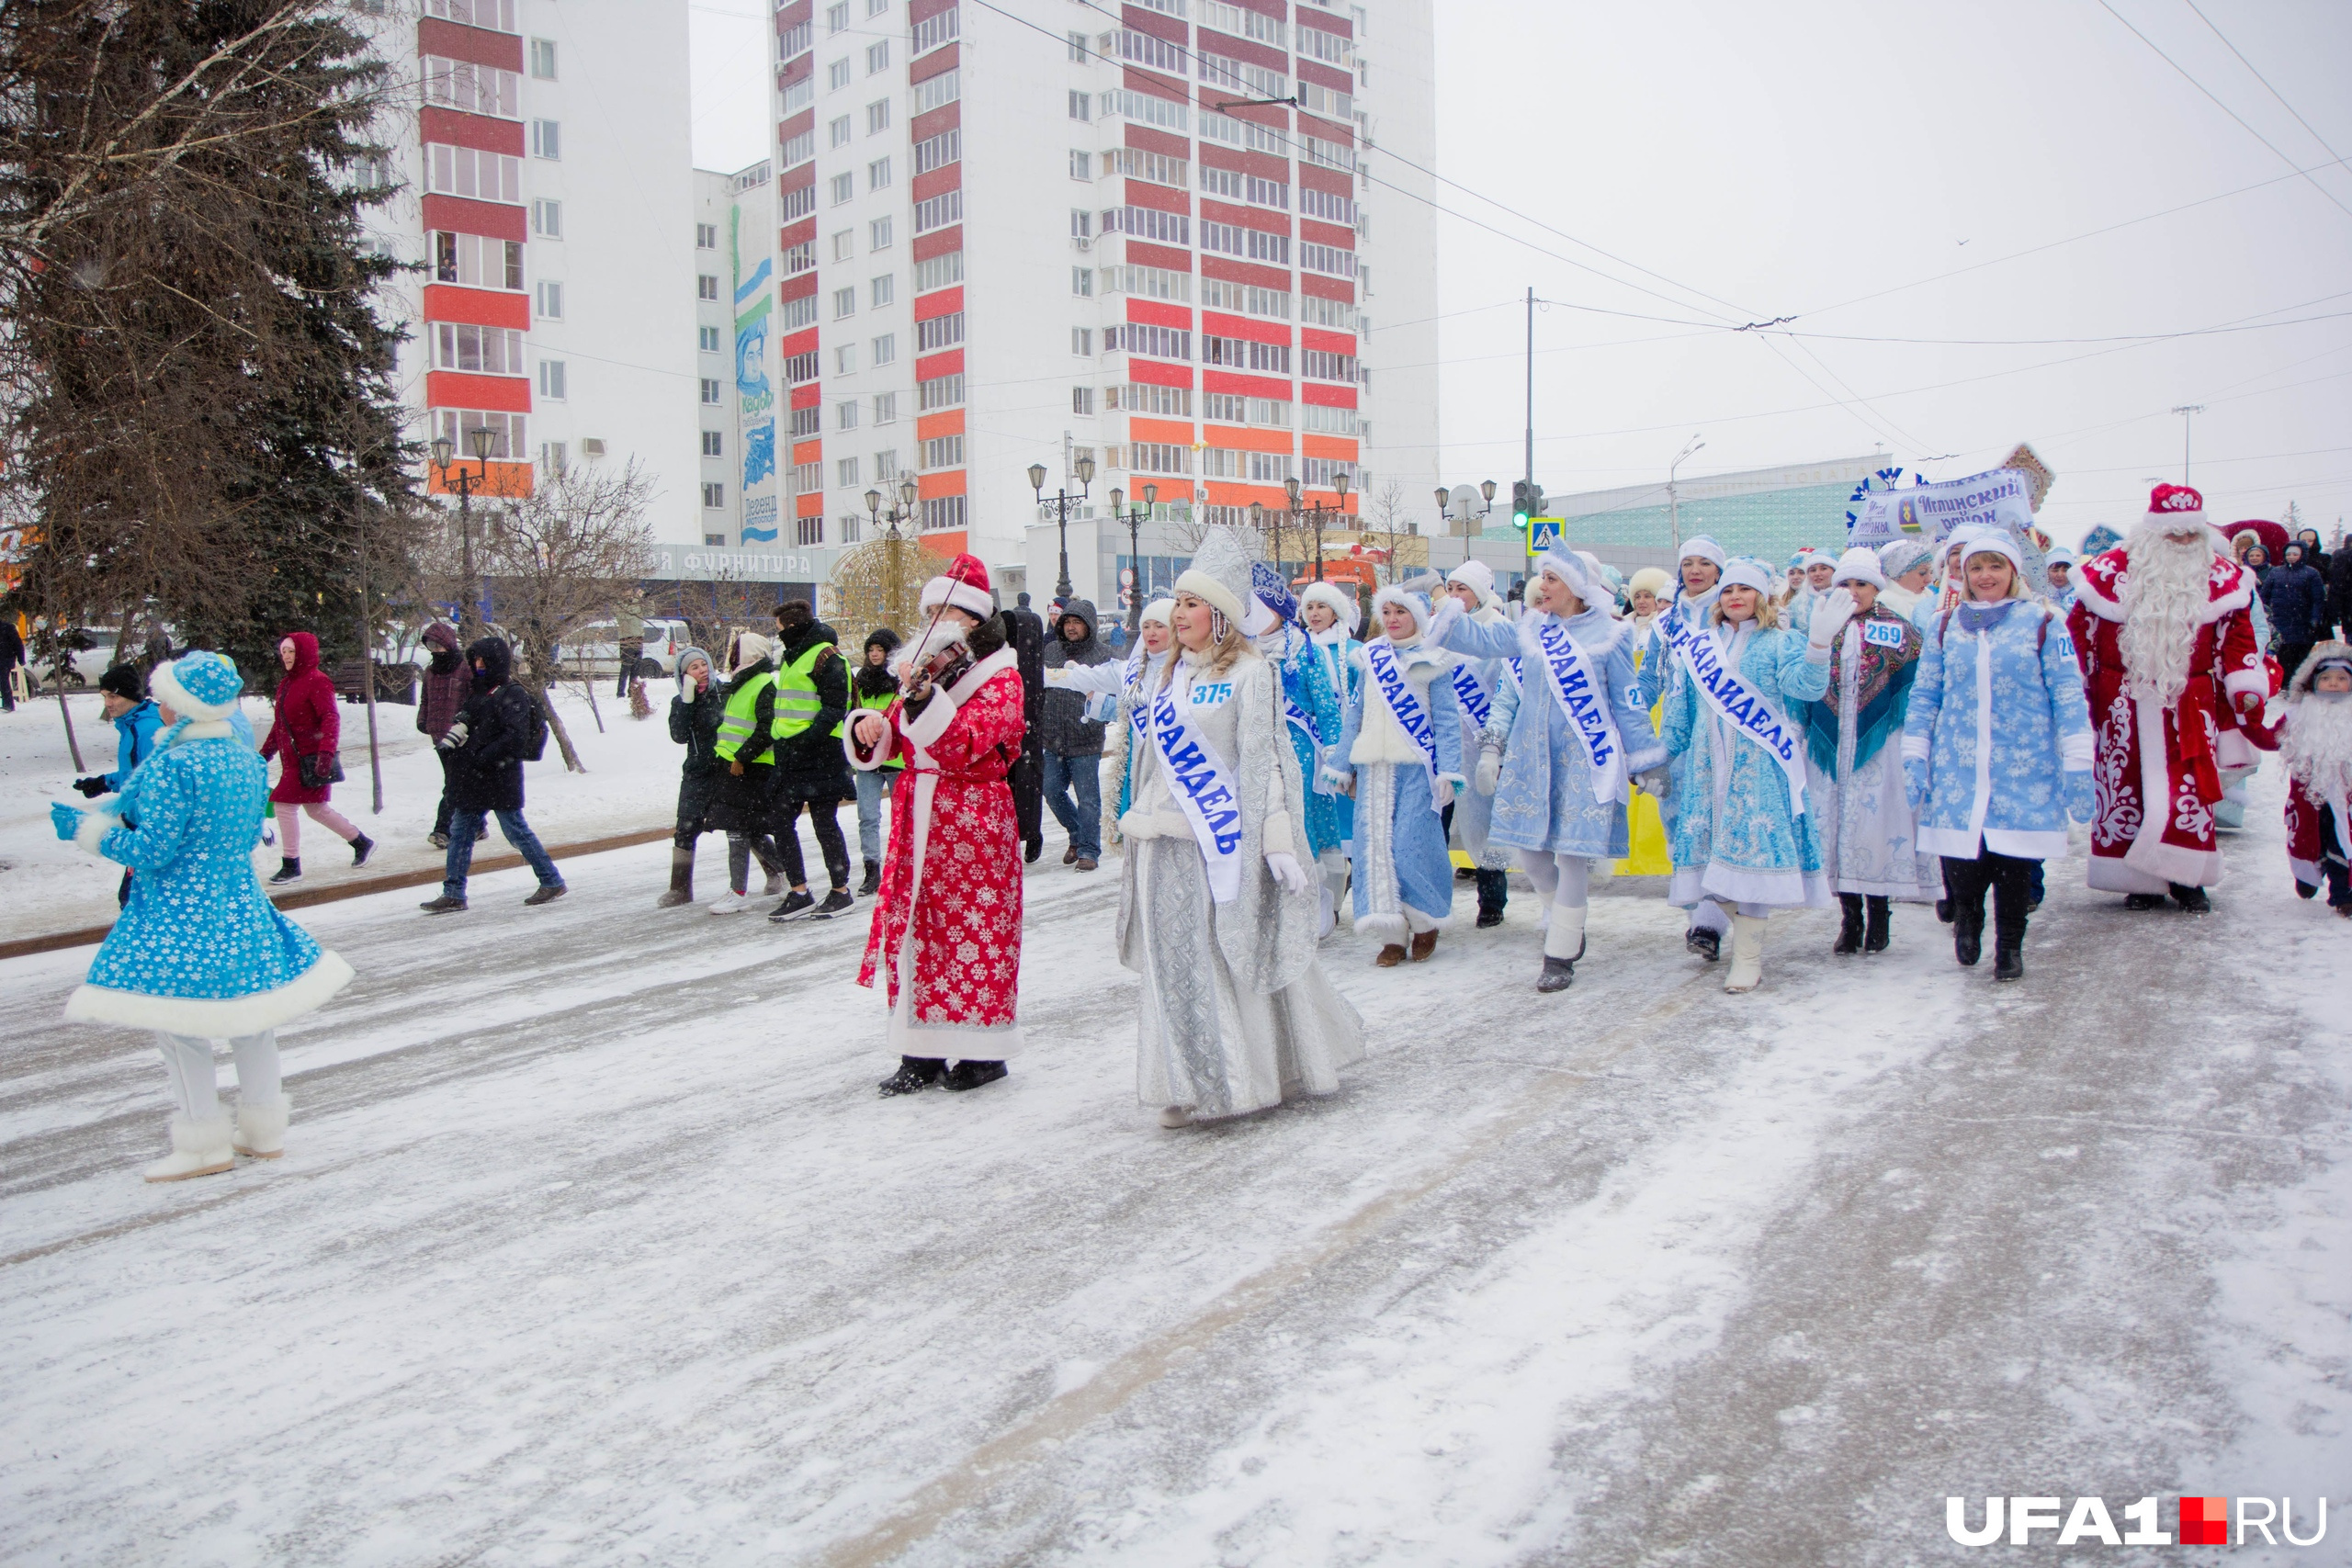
[689,0,2352,547]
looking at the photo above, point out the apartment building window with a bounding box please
[786,349,820,382]
[916,311,964,351]
[537,279,563,319]
[913,129,961,175]
[867,156,891,190]
[1099,264,1191,301]
[1070,266,1092,297]
[869,215,894,250]
[434,231,525,290]
[912,189,961,234]
[1105,382,1192,417]
[1072,386,1095,415]
[871,332,897,366]
[913,6,959,53]
[918,372,964,410]
[1299,186,1356,225]
[1300,243,1359,277]
[1201,221,1286,265]
[922,495,967,533]
[1204,391,1246,424]
[1203,335,1289,375]
[702,430,725,457]
[538,360,567,400]
[921,434,965,469]
[780,18,813,59]
[867,0,887,16]
[785,241,815,274]
[791,461,822,492]
[695,223,718,249]
[424,144,522,203]
[697,274,719,300]
[866,99,891,135]
[1106,148,1187,187]
[829,115,853,149]
[424,0,517,27]
[421,56,519,118]
[831,172,854,205]
[352,153,393,190]
[834,344,858,374]
[1303,402,1358,434]
[1200,165,1240,200]
[833,287,856,319]
[1069,208,1091,240]
[782,129,816,166]
[874,393,899,424]
[782,182,818,221]
[874,447,899,479]
[865,275,892,310]
[797,515,827,546]
[791,405,822,436]
[1103,322,1190,360]
[531,198,563,237]
[831,229,854,262]
[1201,278,1291,320]
[1070,326,1092,355]
[828,59,851,90]
[1125,442,1194,476]
[703,481,726,509]
[432,408,526,458]
[1303,349,1358,381]
[838,513,862,543]
[1299,294,1355,330]
[1069,150,1091,181]
[826,1,848,32]
[837,399,859,430]
[865,40,889,73]
[700,378,722,405]
[784,77,814,116]
[913,250,963,290]
[913,71,957,113]
[530,118,560,159]
[837,456,861,487]
[1068,89,1091,121]
[1247,176,1289,209]
[698,325,722,352]
[1303,457,1358,488]
[1102,206,1189,244]
[433,323,526,375]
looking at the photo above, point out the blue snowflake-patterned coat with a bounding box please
[1634,593,1714,837]
[1900,601,2093,862]
[1265,624,1347,858]
[64,721,353,1035]
[1307,626,1361,848]
[1437,607,1664,860]
[1662,621,1832,908]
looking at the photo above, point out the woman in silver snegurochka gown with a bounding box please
[1115,543,1364,1129]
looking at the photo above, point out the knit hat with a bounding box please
[1720,558,1779,597]
[1829,546,1887,591]
[150,649,243,721]
[1173,526,1256,627]
[1951,526,2025,579]
[1446,558,1497,602]
[673,645,714,689]
[920,553,996,621]
[1245,561,1298,636]
[1679,536,1727,570]
[729,630,774,674]
[1877,538,1932,581]
[1370,583,1432,638]
[1300,581,1359,634]
[864,626,902,656]
[96,663,145,702]
[1138,597,1174,628]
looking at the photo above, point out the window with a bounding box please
[913,129,961,175]
[537,279,563,319]
[1304,135,1355,172]
[1250,397,1293,427]
[1300,243,1358,277]
[433,231,526,290]
[834,343,858,374]
[828,59,851,90]
[866,40,889,73]
[867,98,891,135]
[530,118,560,159]
[783,77,814,116]
[1069,30,1089,62]
[867,156,891,190]
[1303,456,1357,488]
[837,456,861,487]
[1200,164,1241,199]
[1299,186,1356,226]
[917,311,965,350]
[1104,322,1191,360]
[797,515,827,546]
[1099,264,1192,301]
[781,18,813,58]
[839,513,862,543]
[874,447,899,479]
[1072,386,1096,415]
[859,276,888,312]
[1203,391,1246,424]
[827,1,848,32]
[1105,382,1193,416]
[791,461,822,492]
[1102,206,1190,244]
[1203,1,1285,47]
[1125,442,1194,476]
[1103,28,1188,73]
[913,71,957,113]
[1299,293,1356,330]
[1247,175,1288,209]
[872,330,897,366]
[697,274,719,300]
[424,143,522,203]
[1097,89,1188,132]
[913,6,958,53]
[782,181,818,221]
[1069,150,1091,181]
[1070,326,1092,356]
[874,393,898,424]
[1068,89,1091,122]
[1069,208,1092,240]
[918,372,964,410]
[1198,52,1284,102]
[836,399,859,430]
[542,439,569,472]
[831,172,854,205]
[695,222,718,249]
[1203,335,1289,374]
[829,115,853,148]
[792,405,822,436]
[352,153,393,191]
[698,325,721,353]
[921,434,965,469]
[1201,278,1292,320]
[782,129,816,166]
[914,251,963,290]
[531,198,563,237]
[703,481,726,509]
[430,408,526,458]
[421,56,520,118]
[869,215,894,250]
[1105,148,1187,187]
[831,228,854,262]
[786,348,820,382]
[1303,348,1358,381]
[702,430,725,457]
[922,495,967,533]
[538,360,568,400]
[1201,221,1286,264]
[912,189,962,233]
[1071,265,1092,297]
[700,378,722,405]
[868,0,887,15]
[432,323,526,374]
[1304,402,1358,434]
[1295,17,1353,65]
[785,240,816,274]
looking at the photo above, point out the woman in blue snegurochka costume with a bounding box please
[1245,563,1347,936]
[51,650,354,1183]
[1634,535,1729,953]
[1659,556,1833,995]
[1299,580,1362,923]
[1436,559,1520,931]
[1431,546,1665,993]
[1329,585,1464,966]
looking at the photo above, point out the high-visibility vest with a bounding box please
[714,671,778,763]
[855,685,904,769]
[775,641,840,739]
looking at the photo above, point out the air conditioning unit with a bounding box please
[581,438,606,457]
[1071,236,1092,252]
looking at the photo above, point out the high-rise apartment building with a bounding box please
[767,0,1436,607]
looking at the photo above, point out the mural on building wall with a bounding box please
[733,209,779,543]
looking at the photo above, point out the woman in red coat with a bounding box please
[259,631,373,884]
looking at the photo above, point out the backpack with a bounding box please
[520,685,550,761]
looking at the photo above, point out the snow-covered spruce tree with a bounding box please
[0,1,421,681]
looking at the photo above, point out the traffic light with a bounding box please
[1511,479,1533,531]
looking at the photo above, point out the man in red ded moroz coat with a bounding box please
[847,553,1028,1094]
[2069,482,2269,910]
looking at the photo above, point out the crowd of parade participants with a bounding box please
[40,484,2352,1175]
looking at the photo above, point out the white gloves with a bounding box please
[1807,588,1858,653]
[1265,851,1311,894]
[1634,765,1674,799]
[1431,775,1458,810]
[1474,745,1502,796]
[1427,599,1464,649]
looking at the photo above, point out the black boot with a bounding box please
[1686,924,1721,962]
[2122,892,2167,910]
[1862,896,1891,953]
[1832,893,1865,954]
[1993,860,2030,979]
[877,1056,945,1095]
[268,856,302,886]
[2168,882,2211,912]
[658,844,695,908]
[944,1059,1008,1092]
[350,832,375,868]
[858,859,881,897]
[1952,903,1983,966]
[1536,956,1577,992]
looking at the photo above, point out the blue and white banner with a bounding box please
[1848,467,2034,547]
[1151,672,1249,903]
[1522,616,1627,805]
[1657,614,1810,814]
[1449,661,1493,730]
[1364,639,1444,814]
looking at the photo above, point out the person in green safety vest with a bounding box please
[706,631,788,914]
[763,599,855,920]
[850,626,903,896]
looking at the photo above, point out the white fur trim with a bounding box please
[1357,910,1408,944]
[900,646,1016,750]
[2073,547,2250,627]
[1371,584,1431,635]
[181,719,233,739]
[2059,732,2093,770]
[1301,581,1358,634]
[148,662,238,721]
[2222,662,2269,701]
[1173,568,1246,626]
[65,950,355,1035]
[843,711,894,773]
[1261,809,1296,860]
[73,810,116,857]
[921,578,996,621]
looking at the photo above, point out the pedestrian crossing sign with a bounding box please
[1528,519,1563,550]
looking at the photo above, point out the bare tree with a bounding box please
[477,462,656,773]
[1363,479,1419,588]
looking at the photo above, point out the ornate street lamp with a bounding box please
[1028,457,1093,604]
[430,425,498,638]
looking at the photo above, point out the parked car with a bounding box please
[560,617,692,680]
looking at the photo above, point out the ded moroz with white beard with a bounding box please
[2067,482,2270,909]
[2280,641,2352,914]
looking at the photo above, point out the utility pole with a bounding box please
[1523,286,1535,575]
[2171,404,2206,483]
[1669,434,1705,559]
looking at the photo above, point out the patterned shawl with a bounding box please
[1803,604,1922,774]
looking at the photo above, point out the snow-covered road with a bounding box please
[2,774,2345,1566]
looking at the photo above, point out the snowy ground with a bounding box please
[0,682,683,941]
[1,766,2346,1565]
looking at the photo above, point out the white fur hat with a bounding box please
[1138,597,1173,627]
[1370,583,1431,638]
[1534,545,1605,606]
[1830,546,1887,591]
[1446,558,1496,602]
[1679,535,1727,570]
[1301,580,1360,634]
[1720,558,1779,597]
[1951,527,2025,578]
[1173,525,1255,626]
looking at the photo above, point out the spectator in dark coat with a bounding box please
[1038,596,1114,871]
[764,600,855,920]
[0,614,24,711]
[415,622,477,849]
[419,637,565,913]
[258,630,371,885]
[2265,543,2331,686]
[2332,543,2352,644]
[2293,526,2330,581]
[660,645,722,907]
[1007,592,1047,863]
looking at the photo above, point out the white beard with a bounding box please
[2283,694,2352,805]
[2117,528,2214,708]
[895,617,969,676]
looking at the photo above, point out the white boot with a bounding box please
[1724,914,1767,993]
[144,1114,236,1183]
[233,1098,290,1159]
[1317,882,1336,939]
[1158,1104,1194,1129]
[1544,905,1587,960]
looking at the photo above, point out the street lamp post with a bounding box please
[865,476,923,630]
[1284,472,1351,583]
[1106,481,1158,633]
[2170,404,2206,483]
[430,426,499,640]
[1668,434,1705,559]
[1028,457,1095,605]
